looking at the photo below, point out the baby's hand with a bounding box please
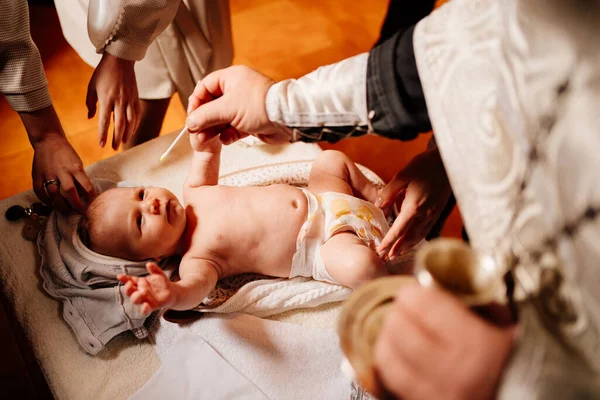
[117,262,177,315]
[189,131,222,153]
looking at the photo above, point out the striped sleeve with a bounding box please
[0,0,52,112]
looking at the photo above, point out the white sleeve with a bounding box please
[87,0,180,61]
[265,53,370,128]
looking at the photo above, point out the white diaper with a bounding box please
[289,189,389,284]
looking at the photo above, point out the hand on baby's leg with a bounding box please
[117,262,176,315]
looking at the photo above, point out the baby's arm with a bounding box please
[184,133,222,189]
[118,258,218,314]
[170,257,219,311]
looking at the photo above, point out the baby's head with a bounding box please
[81,187,186,260]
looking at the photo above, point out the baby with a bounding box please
[84,134,390,315]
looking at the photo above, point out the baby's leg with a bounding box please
[308,150,379,202]
[320,232,387,289]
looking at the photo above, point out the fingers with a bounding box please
[383,303,436,374]
[388,215,432,258]
[36,169,95,215]
[73,169,96,205]
[86,85,98,119]
[146,262,164,276]
[134,97,141,131]
[190,124,244,150]
[376,169,411,208]
[124,102,136,145]
[33,176,51,206]
[219,126,242,145]
[112,102,126,150]
[129,287,147,305]
[375,168,412,257]
[389,201,445,258]
[118,275,141,300]
[129,278,157,304]
[395,285,517,362]
[124,281,136,297]
[186,97,234,134]
[374,285,465,399]
[380,200,397,219]
[141,303,153,316]
[188,80,214,115]
[187,92,200,116]
[139,278,159,305]
[374,284,516,399]
[119,267,172,316]
[198,125,227,145]
[378,201,417,259]
[57,172,85,214]
[396,285,477,342]
[127,85,140,144]
[131,280,162,317]
[374,298,436,399]
[187,73,222,115]
[98,100,111,148]
[44,177,70,214]
[117,273,139,284]
[191,71,224,107]
[374,332,420,399]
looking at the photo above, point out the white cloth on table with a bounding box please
[133,313,355,400]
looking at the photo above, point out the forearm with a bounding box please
[170,276,215,311]
[88,0,180,61]
[18,105,67,149]
[186,140,221,188]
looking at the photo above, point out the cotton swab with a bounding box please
[160,126,188,162]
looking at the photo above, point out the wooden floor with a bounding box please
[0,0,460,237]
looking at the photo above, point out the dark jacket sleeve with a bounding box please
[367,25,431,140]
[366,0,435,139]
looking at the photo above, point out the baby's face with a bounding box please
[90,187,186,260]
